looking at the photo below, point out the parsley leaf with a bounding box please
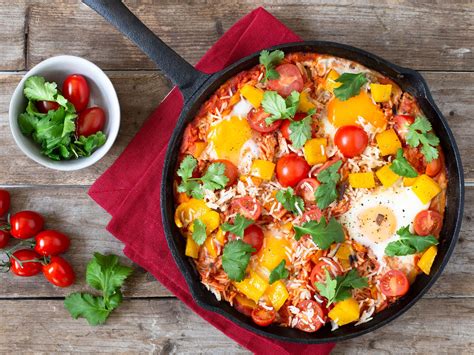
[177,155,197,181]
[276,187,305,215]
[315,160,342,209]
[201,162,229,190]
[221,214,253,238]
[390,148,418,178]
[293,217,345,249]
[192,218,207,245]
[23,75,67,106]
[262,91,300,124]
[406,116,440,163]
[333,73,368,101]
[315,270,337,302]
[72,132,107,158]
[316,269,368,305]
[385,226,438,256]
[64,293,112,326]
[269,260,289,284]
[289,109,315,149]
[222,240,255,281]
[259,50,284,82]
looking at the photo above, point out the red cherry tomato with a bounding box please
[0,228,10,249]
[0,189,10,217]
[425,157,441,177]
[276,153,310,187]
[310,259,343,287]
[42,256,75,287]
[334,125,368,158]
[413,210,443,236]
[403,146,426,173]
[76,107,106,137]
[10,249,42,277]
[393,115,414,140]
[10,211,44,240]
[380,269,409,297]
[280,112,307,141]
[251,306,276,327]
[35,101,60,114]
[243,224,264,254]
[231,197,262,220]
[34,230,71,256]
[62,74,90,112]
[214,159,239,187]
[267,64,304,97]
[294,300,325,332]
[247,107,282,133]
[301,207,323,223]
[295,178,320,204]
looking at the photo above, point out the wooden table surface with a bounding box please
[1,1,473,353]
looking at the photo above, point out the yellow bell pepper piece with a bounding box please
[240,84,264,108]
[185,237,200,259]
[298,90,316,113]
[417,245,438,275]
[303,138,327,165]
[411,174,442,204]
[370,83,392,102]
[328,298,360,326]
[234,293,257,311]
[204,236,218,258]
[376,129,402,156]
[348,172,376,189]
[258,235,291,271]
[174,199,210,228]
[265,280,289,311]
[376,164,400,188]
[189,210,220,234]
[325,69,341,93]
[403,176,418,187]
[234,270,269,303]
[250,160,276,181]
[333,243,353,269]
[192,142,207,158]
[214,228,226,244]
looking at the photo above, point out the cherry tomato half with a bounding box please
[10,249,42,277]
[10,211,44,240]
[214,159,238,187]
[301,207,323,223]
[243,224,264,254]
[380,269,409,297]
[247,107,281,133]
[295,178,319,204]
[36,101,59,114]
[76,107,106,137]
[0,228,10,249]
[267,64,304,97]
[231,197,262,220]
[334,125,368,158]
[276,153,310,187]
[425,157,441,177]
[62,74,90,112]
[310,259,343,287]
[251,306,276,327]
[414,210,443,236]
[34,230,71,256]
[0,189,10,217]
[42,256,75,287]
[393,115,414,141]
[294,300,325,332]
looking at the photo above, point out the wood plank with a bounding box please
[0,1,26,70]
[27,1,474,71]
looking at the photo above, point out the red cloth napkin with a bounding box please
[89,7,335,354]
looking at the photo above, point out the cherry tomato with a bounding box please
[310,259,343,287]
[267,64,304,97]
[280,112,307,141]
[294,300,325,332]
[0,189,10,217]
[414,210,443,236]
[0,228,10,249]
[10,211,44,240]
[295,178,320,204]
[10,249,42,277]
[393,115,414,140]
[231,197,262,220]
[380,269,409,297]
[301,207,323,222]
[76,107,106,137]
[62,74,90,112]
[243,224,264,254]
[425,157,441,177]
[251,306,276,327]
[403,146,426,173]
[233,295,256,317]
[36,101,59,114]
[247,107,281,133]
[214,159,239,187]
[34,230,71,256]
[42,256,75,287]
[276,153,310,187]
[334,125,368,158]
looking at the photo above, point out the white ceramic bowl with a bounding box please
[9,55,120,171]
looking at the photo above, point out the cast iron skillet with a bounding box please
[84,0,464,344]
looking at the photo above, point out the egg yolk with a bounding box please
[208,116,252,165]
[327,91,387,129]
[358,206,396,243]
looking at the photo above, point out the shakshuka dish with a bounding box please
[173,50,446,332]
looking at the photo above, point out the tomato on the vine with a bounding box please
[42,256,75,287]
[10,249,42,277]
[0,189,10,217]
[10,211,44,239]
[34,230,70,256]
[0,228,10,249]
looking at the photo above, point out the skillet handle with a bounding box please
[82,0,207,97]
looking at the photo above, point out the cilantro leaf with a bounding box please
[18,112,39,135]
[222,240,255,281]
[293,217,345,249]
[316,269,368,305]
[221,214,253,238]
[262,91,300,124]
[333,73,367,101]
[315,270,337,302]
[259,50,284,82]
[64,293,111,326]
[390,148,418,178]
[289,110,315,149]
[23,75,58,102]
[269,260,289,284]
[73,132,107,157]
[385,226,438,256]
[177,155,197,181]
[192,218,207,245]
[276,187,304,215]
[315,160,342,209]
[406,116,440,163]
[201,162,229,190]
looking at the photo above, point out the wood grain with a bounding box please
[0,1,25,70]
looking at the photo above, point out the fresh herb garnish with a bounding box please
[23,75,68,107]
[192,218,207,245]
[289,109,315,149]
[262,91,300,124]
[406,116,440,163]
[333,73,368,101]
[269,260,289,284]
[293,217,345,249]
[276,187,305,215]
[390,148,418,178]
[316,269,368,305]
[221,214,254,238]
[385,226,438,256]
[259,50,285,82]
[315,160,343,209]
[222,240,255,282]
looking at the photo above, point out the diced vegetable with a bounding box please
[200,210,221,234]
[370,83,392,102]
[174,199,210,228]
[298,90,316,113]
[411,174,442,204]
[348,172,376,189]
[204,236,218,258]
[191,142,207,158]
[239,175,263,186]
[303,138,327,165]
[241,84,264,108]
[403,176,418,187]
[376,164,400,188]
[233,270,269,303]
[214,228,226,244]
[258,235,291,271]
[265,280,289,311]
[185,237,200,258]
[376,129,402,156]
[328,298,360,326]
[325,69,341,93]
[250,160,276,180]
[417,245,438,275]
[333,243,353,269]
